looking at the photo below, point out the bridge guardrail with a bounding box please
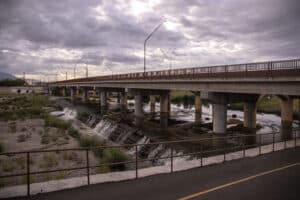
[50,58,300,85]
[0,129,299,196]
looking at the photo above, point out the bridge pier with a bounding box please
[194,92,202,125]
[61,87,66,96]
[150,95,156,116]
[134,92,143,127]
[70,88,76,102]
[280,97,293,139]
[160,92,170,129]
[212,103,227,134]
[99,89,107,114]
[48,88,53,96]
[82,88,88,103]
[120,91,127,112]
[244,102,257,130]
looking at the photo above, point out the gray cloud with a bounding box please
[0,0,299,79]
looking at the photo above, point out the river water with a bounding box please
[51,97,299,166]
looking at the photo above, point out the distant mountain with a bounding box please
[0,72,16,80]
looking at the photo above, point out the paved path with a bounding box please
[7,148,300,200]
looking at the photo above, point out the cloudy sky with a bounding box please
[0,0,299,81]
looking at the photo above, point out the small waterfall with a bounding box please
[93,119,118,139]
[86,114,98,127]
[50,107,77,120]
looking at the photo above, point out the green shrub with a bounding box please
[102,148,129,171]
[17,134,27,142]
[40,153,58,168]
[2,160,15,172]
[62,152,78,161]
[44,115,71,130]
[68,127,80,138]
[9,121,17,133]
[79,135,102,148]
[41,133,51,144]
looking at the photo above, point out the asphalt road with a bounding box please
[7,147,300,200]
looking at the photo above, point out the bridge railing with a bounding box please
[0,129,299,196]
[50,58,300,84]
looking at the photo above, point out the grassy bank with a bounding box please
[0,95,52,121]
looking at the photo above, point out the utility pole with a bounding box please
[144,22,164,75]
[86,64,88,78]
[65,72,68,80]
[73,67,76,79]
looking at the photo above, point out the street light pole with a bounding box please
[144,22,164,75]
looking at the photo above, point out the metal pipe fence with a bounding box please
[0,129,299,196]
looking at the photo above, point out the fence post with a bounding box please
[243,136,246,158]
[170,147,173,173]
[259,134,262,155]
[135,145,138,179]
[272,132,275,152]
[295,130,297,147]
[284,135,287,149]
[26,152,30,196]
[200,146,203,167]
[86,149,90,185]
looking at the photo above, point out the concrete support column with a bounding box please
[150,95,156,115]
[70,88,75,102]
[194,92,202,125]
[82,88,88,103]
[160,92,170,129]
[61,88,66,96]
[117,92,121,104]
[280,98,293,138]
[243,102,257,129]
[120,92,127,112]
[212,103,227,134]
[134,92,143,127]
[48,88,53,96]
[100,90,107,114]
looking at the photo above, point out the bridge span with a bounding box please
[48,58,300,134]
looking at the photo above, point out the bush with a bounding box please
[44,115,71,130]
[62,152,78,161]
[40,153,58,168]
[102,148,129,171]
[17,134,27,142]
[41,134,51,144]
[2,160,15,172]
[79,135,102,148]
[68,127,80,138]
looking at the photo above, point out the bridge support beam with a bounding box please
[244,102,257,129]
[82,88,88,103]
[194,92,202,125]
[280,97,293,139]
[48,88,53,96]
[160,92,170,129]
[61,88,66,96]
[100,90,107,114]
[150,95,156,116]
[213,103,227,134]
[70,88,76,102]
[120,91,127,112]
[134,92,143,127]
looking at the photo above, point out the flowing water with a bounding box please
[51,98,299,166]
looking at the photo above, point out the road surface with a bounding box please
[7,147,300,200]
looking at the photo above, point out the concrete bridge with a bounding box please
[48,58,300,134]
